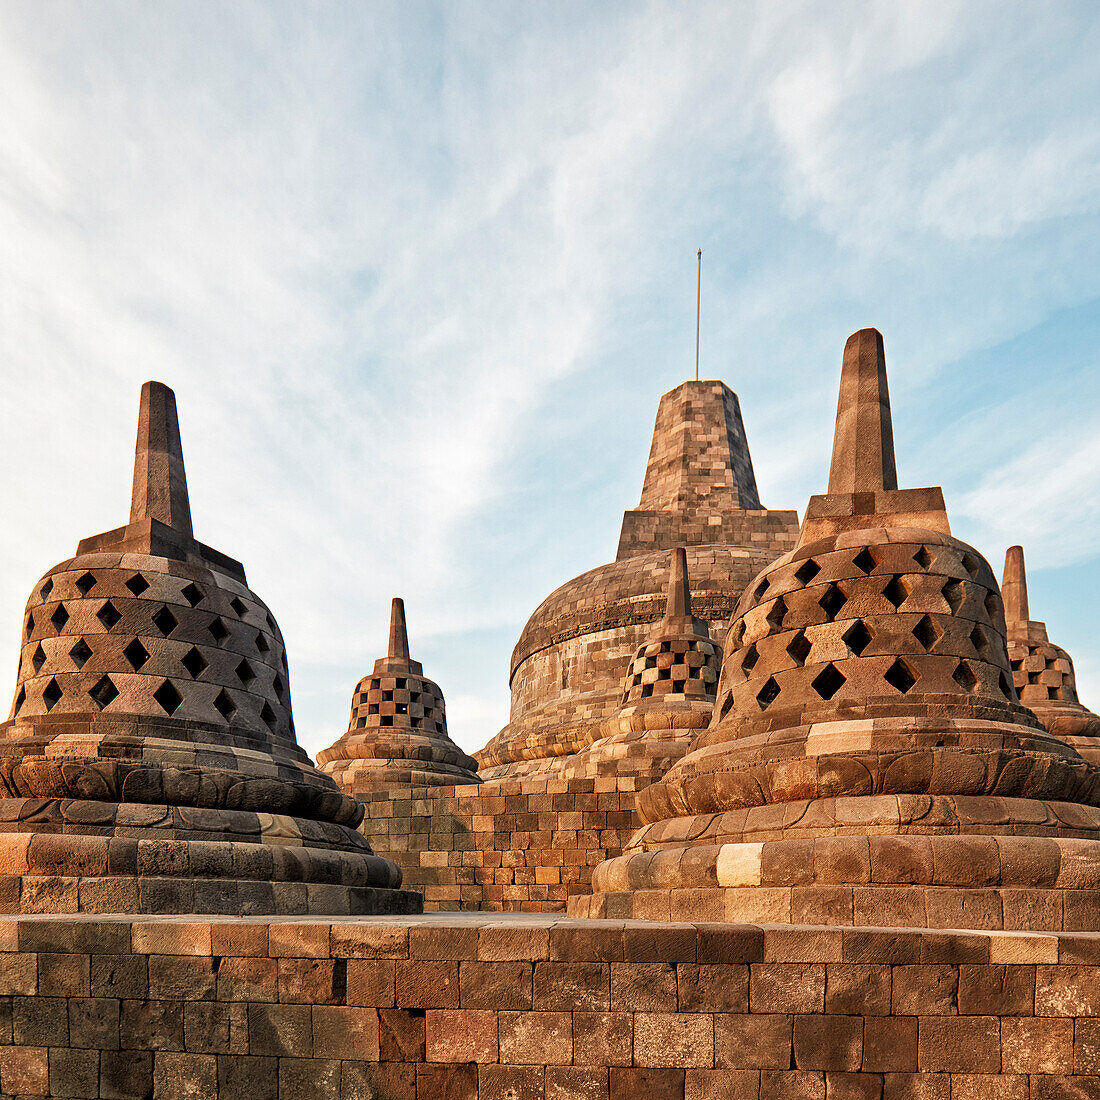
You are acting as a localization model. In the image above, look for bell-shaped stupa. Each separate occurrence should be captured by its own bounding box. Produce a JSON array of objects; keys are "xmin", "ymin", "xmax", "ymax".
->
[
  {"xmin": 318, "ymin": 598, "xmax": 479, "ymax": 793},
  {"xmin": 559, "ymin": 547, "xmax": 721, "ymax": 781},
  {"xmin": 575, "ymin": 329, "xmax": 1100, "ymax": 930},
  {"xmin": 0, "ymin": 382, "xmax": 419, "ymax": 916},
  {"xmin": 1003, "ymin": 545, "xmax": 1100, "ymax": 756}
]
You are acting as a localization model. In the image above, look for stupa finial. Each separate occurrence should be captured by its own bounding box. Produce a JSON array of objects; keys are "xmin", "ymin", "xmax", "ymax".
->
[
  {"xmin": 129, "ymin": 381, "xmax": 193, "ymax": 537},
  {"xmin": 664, "ymin": 547, "xmax": 692, "ymax": 624},
  {"xmin": 827, "ymin": 327, "xmax": 898, "ymax": 495},
  {"xmin": 389, "ymin": 597, "xmax": 411, "ymax": 662},
  {"xmin": 1003, "ymin": 545, "xmax": 1030, "ymax": 626}
]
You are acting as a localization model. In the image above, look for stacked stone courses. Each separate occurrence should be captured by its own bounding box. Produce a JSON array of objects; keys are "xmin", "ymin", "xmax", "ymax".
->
[
  {"xmin": 0, "ymin": 382, "xmax": 418, "ymax": 917},
  {"xmin": 578, "ymin": 328, "xmax": 1100, "ymax": 930},
  {"xmin": 6, "ymin": 914, "xmax": 1100, "ymax": 1097}
]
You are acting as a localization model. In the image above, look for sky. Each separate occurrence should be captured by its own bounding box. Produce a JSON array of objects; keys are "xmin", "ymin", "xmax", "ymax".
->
[{"xmin": 0, "ymin": 0, "xmax": 1098, "ymax": 758}]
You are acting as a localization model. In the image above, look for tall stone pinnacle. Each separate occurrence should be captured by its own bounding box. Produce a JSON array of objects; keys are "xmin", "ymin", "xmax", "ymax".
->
[
  {"xmin": 129, "ymin": 381, "xmax": 193, "ymax": 537},
  {"xmin": 663, "ymin": 547, "xmax": 692, "ymax": 625},
  {"xmin": 1003, "ymin": 545, "xmax": 1030, "ymax": 625},
  {"xmin": 389, "ymin": 597, "xmax": 411, "ymax": 663},
  {"xmin": 827, "ymin": 328, "xmax": 898, "ymax": 495}
]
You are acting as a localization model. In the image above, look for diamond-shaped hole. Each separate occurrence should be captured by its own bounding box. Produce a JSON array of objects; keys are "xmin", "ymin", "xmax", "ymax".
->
[
  {"xmin": 51, "ymin": 604, "xmax": 70, "ymax": 632},
  {"xmin": 984, "ymin": 591, "xmax": 1000, "ymax": 622},
  {"xmin": 272, "ymin": 674, "xmax": 285, "ymax": 699},
  {"xmin": 884, "ymin": 658, "xmax": 917, "ymax": 694},
  {"xmin": 842, "ymin": 620, "xmax": 872, "ymax": 657},
  {"xmin": 235, "ymin": 659, "xmax": 255, "ymax": 685},
  {"xmin": 913, "ymin": 546, "xmax": 932, "ymax": 570},
  {"xmin": 1000, "ymin": 671, "xmax": 1015, "ymax": 699},
  {"xmin": 42, "ymin": 678, "xmax": 62, "ymax": 711},
  {"xmin": 765, "ymin": 596, "xmax": 787, "ymax": 631},
  {"xmin": 153, "ymin": 679, "xmax": 183, "ymax": 716},
  {"xmin": 181, "ymin": 583, "xmax": 203, "ymax": 608},
  {"xmin": 25, "ymin": 613, "xmax": 34, "ymax": 639},
  {"xmin": 265, "ymin": 612, "xmax": 276, "ymax": 632},
  {"xmin": 853, "ymin": 548, "xmax": 878, "ymax": 575},
  {"xmin": 88, "ymin": 675, "xmax": 119, "ymax": 710},
  {"xmin": 741, "ymin": 644, "xmax": 759, "ymax": 674},
  {"xmin": 811, "ymin": 663, "xmax": 846, "ymax": 700},
  {"xmin": 152, "ymin": 606, "xmax": 177, "ymax": 637},
  {"xmin": 883, "ymin": 576, "xmax": 909, "ymax": 609},
  {"xmin": 969, "ymin": 625, "xmax": 989, "ymax": 659},
  {"xmin": 123, "ymin": 638, "xmax": 150, "ymax": 671},
  {"xmin": 819, "ymin": 584, "xmax": 847, "ymax": 622},
  {"xmin": 39, "ymin": 579, "xmax": 54, "ymax": 599},
  {"xmin": 96, "ymin": 600, "xmax": 121, "ymax": 630},
  {"xmin": 961, "ymin": 552, "xmax": 981, "ymax": 578},
  {"xmin": 255, "ymin": 632, "xmax": 270, "ymax": 655},
  {"xmin": 13, "ymin": 686, "xmax": 25, "ymax": 715},
  {"xmin": 180, "ymin": 647, "xmax": 207, "ymax": 679},
  {"xmin": 756, "ymin": 676, "xmax": 781, "ymax": 711},
  {"xmin": 229, "ymin": 596, "xmax": 247, "ymax": 618},
  {"xmin": 69, "ymin": 639, "xmax": 93, "ymax": 669},
  {"xmin": 125, "ymin": 573, "xmax": 150, "ymax": 597},
  {"xmin": 912, "ymin": 615, "xmax": 941, "ymax": 652},
  {"xmin": 942, "ymin": 578, "xmax": 965, "ymax": 613},
  {"xmin": 208, "ymin": 617, "xmax": 229, "ymax": 643},
  {"xmin": 260, "ymin": 702, "xmax": 277, "ymax": 730},
  {"xmin": 76, "ymin": 572, "xmax": 96, "ymax": 596},
  {"xmin": 212, "ymin": 689, "xmax": 236, "ymax": 720},
  {"xmin": 953, "ymin": 660, "xmax": 979, "ymax": 692},
  {"xmin": 794, "ymin": 559, "xmax": 821, "ymax": 585},
  {"xmin": 786, "ymin": 631, "xmax": 812, "ymax": 667},
  {"xmin": 31, "ymin": 644, "xmax": 47, "ymax": 674},
  {"xmin": 753, "ymin": 577, "xmax": 770, "ymax": 602}
]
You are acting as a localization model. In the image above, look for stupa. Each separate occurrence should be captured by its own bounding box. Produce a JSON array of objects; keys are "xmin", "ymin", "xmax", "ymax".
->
[
  {"xmin": 477, "ymin": 379, "xmax": 798, "ymax": 779},
  {"xmin": 318, "ymin": 597, "xmax": 479, "ymax": 792},
  {"xmin": 576, "ymin": 328, "xmax": 1100, "ymax": 930},
  {"xmin": 1003, "ymin": 544, "xmax": 1100, "ymax": 759},
  {"xmin": 559, "ymin": 547, "xmax": 721, "ymax": 782},
  {"xmin": 0, "ymin": 381, "xmax": 419, "ymax": 915}
]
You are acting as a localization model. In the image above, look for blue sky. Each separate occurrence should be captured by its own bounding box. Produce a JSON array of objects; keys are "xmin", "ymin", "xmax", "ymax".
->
[{"xmin": 0, "ymin": 1, "xmax": 1098, "ymax": 757}]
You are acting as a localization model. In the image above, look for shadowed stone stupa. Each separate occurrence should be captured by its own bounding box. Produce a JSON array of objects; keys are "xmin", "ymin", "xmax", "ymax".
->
[
  {"xmin": 0, "ymin": 382, "xmax": 419, "ymax": 915},
  {"xmin": 576, "ymin": 328, "xmax": 1100, "ymax": 930},
  {"xmin": 318, "ymin": 598, "xmax": 479, "ymax": 792},
  {"xmin": 1003, "ymin": 544, "xmax": 1100, "ymax": 757}
]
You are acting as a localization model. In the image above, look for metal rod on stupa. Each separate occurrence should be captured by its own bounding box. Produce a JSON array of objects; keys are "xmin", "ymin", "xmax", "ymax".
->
[
  {"xmin": 1003, "ymin": 544, "xmax": 1030, "ymax": 625},
  {"xmin": 695, "ymin": 249, "xmax": 702, "ymax": 382},
  {"xmin": 827, "ymin": 327, "xmax": 898, "ymax": 495},
  {"xmin": 129, "ymin": 380, "xmax": 193, "ymax": 537}
]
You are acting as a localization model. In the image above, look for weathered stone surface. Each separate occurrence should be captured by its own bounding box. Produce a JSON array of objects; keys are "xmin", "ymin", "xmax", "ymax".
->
[
  {"xmin": 0, "ymin": 382, "xmax": 419, "ymax": 916},
  {"xmin": 318, "ymin": 598, "xmax": 479, "ymax": 794},
  {"xmin": 577, "ymin": 329, "xmax": 1100, "ymax": 928}
]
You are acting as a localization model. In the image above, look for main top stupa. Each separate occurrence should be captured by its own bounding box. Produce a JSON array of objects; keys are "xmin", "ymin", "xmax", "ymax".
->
[
  {"xmin": 477, "ymin": 379, "xmax": 799, "ymax": 778},
  {"xmin": 0, "ymin": 381, "xmax": 419, "ymax": 916}
]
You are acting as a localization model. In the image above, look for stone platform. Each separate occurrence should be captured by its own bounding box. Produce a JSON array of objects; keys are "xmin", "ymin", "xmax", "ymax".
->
[{"xmin": 3, "ymin": 912, "xmax": 1100, "ymax": 1097}]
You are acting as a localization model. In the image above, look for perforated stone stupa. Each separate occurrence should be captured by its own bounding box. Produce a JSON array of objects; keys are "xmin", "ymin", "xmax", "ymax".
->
[
  {"xmin": 559, "ymin": 547, "xmax": 721, "ymax": 782},
  {"xmin": 0, "ymin": 382, "xmax": 419, "ymax": 915},
  {"xmin": 1003, "ymin": 544, "xmax": 1100, "ymax": 758},
  {"xmin": 318, "ymin": 597, "xmax": 479, "ymax": 792},
  {"xmin": 576, "ymin": 328, "xmax": 1100, "ymax": 930},
  {"xmin": 477, "ymin": 379, "xmax": 798, "ymax": 780}
]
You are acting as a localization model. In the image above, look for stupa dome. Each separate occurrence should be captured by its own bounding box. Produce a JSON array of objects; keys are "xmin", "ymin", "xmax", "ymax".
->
[
  {"xmin": 559, "ymin": 547, "xmax": 721, "ymax": 781},
  {"xmin": 1003, "ymin": 544, "xmax": 1100, "ymax": 752},
  {"xmin": 0, "ymin": 381, "xmax": 419, "ymax": 916},
  {"xmin": 318, "ymin": 598, "xmax": 479, "ymax": 791},
  {"xmin": 477, "ymin": 380, "xmax": 798, "ymax": 779},
  {"xmin": 578, "ymin": 328, "xmax": 1100, "ymax": 930}
]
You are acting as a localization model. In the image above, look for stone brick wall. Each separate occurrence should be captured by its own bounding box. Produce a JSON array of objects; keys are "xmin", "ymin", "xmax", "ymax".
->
[
  {"xmin": 358, "ymin": 776, "xmax": 640, "ymax": 911},
  {"xmin": 4, "ymin": 913, "xmax": 1100, "ymax": 1098}
]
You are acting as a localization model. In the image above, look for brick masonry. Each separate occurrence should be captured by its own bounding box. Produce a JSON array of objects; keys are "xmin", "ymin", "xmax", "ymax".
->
[
  {"xmin": 358, "ymin": 776, "xmax": 640, "ymax": 912},
  {"xmin": 4, "ymin": 913, "xmax": 1100, "ymax": 1098}
]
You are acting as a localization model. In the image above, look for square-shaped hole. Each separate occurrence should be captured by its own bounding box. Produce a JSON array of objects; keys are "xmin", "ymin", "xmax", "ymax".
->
[
  {"xmin": 123, "ymin": 639, "xmax": 150, "ymax": 671},
  {"xmin": 126, "ymin": 573, "xmax": 150, "ymax": 597},
  {"xmin": 153, "ymin": 606, "xmax": 178, "ymax": 637},
  {"xmin": 811, "ymin": 664, "xmax": 846, "ymax": 700},
  {"xmin": 181, "ymin": 647, "xmax": 207, "ymax": 679},
  {"xmin": 69, "ymin": 639, "xmax": 93, "ymax": 669},
  {"xmin": 181, "ymin": 583, "xmax": 203, "ymax": 608},
  {"xmin": 75, "ymin": 572, "xmax": 96, "ymax": 596}
]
